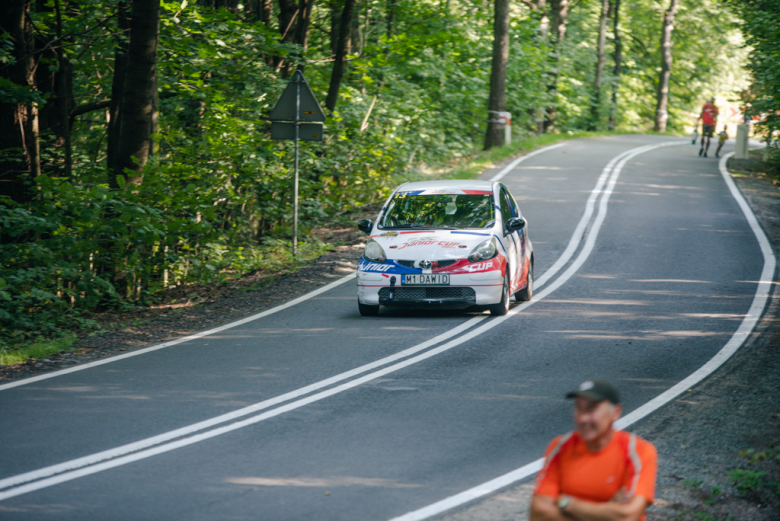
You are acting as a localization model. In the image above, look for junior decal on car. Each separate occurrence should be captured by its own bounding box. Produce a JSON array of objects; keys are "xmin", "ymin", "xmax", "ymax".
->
[
  {"xmin": 359, "ymin": 262, "xmax": 394, "ymax": 272},
  {"xmin": 396, "ymin": 238, "xmax": 461, "ymax": 250},
  {"xmin": 355, "ymin": 180, "xmax": 533, "ymax": 317}
]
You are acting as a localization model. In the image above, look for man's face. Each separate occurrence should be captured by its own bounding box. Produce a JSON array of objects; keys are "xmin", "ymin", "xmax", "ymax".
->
[{"xmin": 573, "ymin": 396, "xmax": 621, "ymax": 446}]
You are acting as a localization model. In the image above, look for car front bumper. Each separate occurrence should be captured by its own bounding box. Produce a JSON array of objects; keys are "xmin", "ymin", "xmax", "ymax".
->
[{"xmin": 357, "ymin": 271, "xmax": 504, "ymax": 309}]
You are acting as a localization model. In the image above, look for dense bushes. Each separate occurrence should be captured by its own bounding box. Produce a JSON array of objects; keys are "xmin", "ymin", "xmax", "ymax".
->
[{"xmin": 0, "ymin": 0, "xmax": 752, "ymax": 350}]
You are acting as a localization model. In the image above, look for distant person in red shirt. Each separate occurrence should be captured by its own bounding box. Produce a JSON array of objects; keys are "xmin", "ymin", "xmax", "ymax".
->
[
  {"xmin": 530, "ymin": 379, "xmax": 658, "ymax": 521},
  {"xmin": 698, "ymin": 99, "xmax": 719, "ymax": 157}
]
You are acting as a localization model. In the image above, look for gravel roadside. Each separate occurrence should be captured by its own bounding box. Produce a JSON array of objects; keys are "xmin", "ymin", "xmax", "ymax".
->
[{"xmin": 2, "ymin": 153, "xmax": 777, "ymax": 521}]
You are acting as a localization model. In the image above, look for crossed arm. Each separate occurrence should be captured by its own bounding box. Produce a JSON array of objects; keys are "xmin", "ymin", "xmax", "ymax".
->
[{"xmin": 529, "ymin": 490, "xmax": 649, "ymax": 521}]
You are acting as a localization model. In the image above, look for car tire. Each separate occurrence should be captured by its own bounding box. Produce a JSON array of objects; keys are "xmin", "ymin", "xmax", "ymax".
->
[
  {"xmin": 515, "ymin": 263, "xmax": 533, "ymax": 302},
  {"xmin": 488, "ymin": 271, "xmax": 510, "ymax": 316},
  {"xmin": 358, "ymin": 301, "xmax": 380, "ymax": 316}
]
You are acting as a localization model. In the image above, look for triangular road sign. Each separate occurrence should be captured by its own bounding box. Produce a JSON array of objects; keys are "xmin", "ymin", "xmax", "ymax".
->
[{"xmin": 269, "ymin": 70, "xmax": 326, "ymax": 122}]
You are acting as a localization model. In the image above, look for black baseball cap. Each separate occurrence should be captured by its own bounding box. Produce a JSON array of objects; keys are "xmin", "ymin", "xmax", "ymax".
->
[{"xmin": 566, "ymin": 379, "xmax": 621, "ymax": 404}]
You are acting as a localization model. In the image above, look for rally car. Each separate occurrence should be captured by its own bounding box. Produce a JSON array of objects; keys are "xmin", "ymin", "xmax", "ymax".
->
[{"xmin": 356, "ymin": 180, "xmax": 533, "ymax": 316}]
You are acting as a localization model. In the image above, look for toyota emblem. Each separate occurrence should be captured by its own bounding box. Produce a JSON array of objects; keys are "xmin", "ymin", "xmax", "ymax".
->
[{"xmin": 419, "ymin": 260, "xmax": 432, "ymax": 269}]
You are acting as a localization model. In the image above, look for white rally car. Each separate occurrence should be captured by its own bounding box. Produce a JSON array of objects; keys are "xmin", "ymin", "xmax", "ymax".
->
[{"xmin": 356, "ymin": 180, "xmax": 533, "ymax": 316}]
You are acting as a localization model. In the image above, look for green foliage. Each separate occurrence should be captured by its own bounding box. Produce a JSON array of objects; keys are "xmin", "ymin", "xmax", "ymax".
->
[
  {"xmin": 728, "ymin": 469, "xmax": 770, "ymax": 495},
  {"xmin": 0, "ymin": 334, "xmax": 76, "ymax": 367},
  {"xmin": 0, "ymin": 0, "xmax": 752, "ymax": 357},
  {"xmin": 727, "ymin": 0, "xmax": 780, "ymax": 144}
]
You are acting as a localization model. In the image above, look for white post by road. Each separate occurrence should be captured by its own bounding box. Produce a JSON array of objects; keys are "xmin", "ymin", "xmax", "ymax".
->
[
  {"xmin": 498, "ymin": 111, "xmax": 512, "ymax": 145},
  {"xmin": 735, "ymin": 123, "xmax": 749, "ymax": 159}
]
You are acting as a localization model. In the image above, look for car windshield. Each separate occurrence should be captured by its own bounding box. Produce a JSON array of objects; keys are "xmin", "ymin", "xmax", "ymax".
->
[{"xmin": 379, "ymin": 193, "xmax": 495, "ymax": 229}]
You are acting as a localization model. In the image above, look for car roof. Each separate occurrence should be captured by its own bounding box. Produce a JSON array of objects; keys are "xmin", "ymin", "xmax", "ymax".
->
[{"xmin": 396, "ymin": 180, "xmax": 496, "ymax": 191}]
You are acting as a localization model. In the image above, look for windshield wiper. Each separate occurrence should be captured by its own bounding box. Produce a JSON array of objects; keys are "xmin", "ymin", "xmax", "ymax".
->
[{"xmin": 482, "ymin": 219, "xmax": 496, "ymax": 228}]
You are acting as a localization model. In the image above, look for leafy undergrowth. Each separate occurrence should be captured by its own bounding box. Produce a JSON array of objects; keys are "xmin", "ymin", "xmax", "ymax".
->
[
  {"xmin": 0, "ymin": 130, "xmax": 677, "ymax": 367},
  {"xmin": 0, "ymin": 334, "xmax": 77, "ymax": 367}
]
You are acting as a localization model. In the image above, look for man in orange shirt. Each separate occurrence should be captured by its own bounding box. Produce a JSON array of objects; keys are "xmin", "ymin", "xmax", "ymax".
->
[
  {"xmin": 529, "ymin": 379, "xmax": 657, "ymax": 521},
  {"xmin": 698, "ymin": 99, "xmax": 719, "ymax": 158}
]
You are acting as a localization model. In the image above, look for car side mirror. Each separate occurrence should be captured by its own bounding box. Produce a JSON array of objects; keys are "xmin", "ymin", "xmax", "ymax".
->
[
  {"xmin": 358, "ymin": 219, "xmax": 373, "ymax": 235},
  {"xmin": 506, "ymin": 217, "xmax": 526, "ymax": 232}
]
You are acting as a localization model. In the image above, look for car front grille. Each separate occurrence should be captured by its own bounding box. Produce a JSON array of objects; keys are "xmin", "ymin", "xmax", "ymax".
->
[
  {"xmin": 379, "ymin": 287, "xmax": 476, "ymax": 300},
  {"xmin": 396, "ymin": 259, "xmax": 458, "ymax": 269}
]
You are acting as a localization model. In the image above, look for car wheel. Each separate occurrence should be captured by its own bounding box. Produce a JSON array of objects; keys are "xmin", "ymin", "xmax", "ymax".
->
[
  {"xmin": 515, "ymin": 263, "xmax": 533, "ymax": 302},
  {"xmin": 358, "ymin": 301, "xmax": 379, "ymax": 316},
  {"xmin": 488, "ymin": 271, "xmax": 510, "ymax": 316}
]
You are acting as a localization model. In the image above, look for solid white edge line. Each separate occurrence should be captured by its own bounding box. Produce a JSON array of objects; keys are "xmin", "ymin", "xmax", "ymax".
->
[
  {"xmin": 0, "ymin": 314, "xmax": 488, "ymax": 492},
  {"xmin": 0, "ymin": 141, "xmax": 574, "ymax": 394},
  {"xmin": 384, "ymin": 140, "xmax": 779, "ymax": 521},
  {"xmin": 0, "ymin": 273, "xmax": 359, "ymax": 392},
  {"xmin": 0, "ymin": 141, "xmax": 640, "ymax": 499},
  {"xmin": 0, "ymin": 141, "xmax": 672, "ymax": 501},
  {"xmin": 489, "ymin": 143, "xmax": 566, "ymax": 182},
  {"xmin": 387, "ymin": 146, "xmax": 776, "ymax": 521}
]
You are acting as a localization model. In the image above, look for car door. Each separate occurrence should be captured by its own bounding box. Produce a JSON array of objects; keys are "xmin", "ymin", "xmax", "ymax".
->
[{"xmin": 498, "ymin": 186, "xmax": 521, "ymax": 292}]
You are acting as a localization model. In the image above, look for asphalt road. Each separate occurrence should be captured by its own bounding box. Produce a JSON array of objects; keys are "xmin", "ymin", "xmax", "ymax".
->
[{"xmin": 0, "ymin": 135, "xmax": 766, "ymax": 520}]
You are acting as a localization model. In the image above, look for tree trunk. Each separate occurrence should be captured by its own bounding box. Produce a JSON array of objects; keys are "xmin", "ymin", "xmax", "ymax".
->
[
  {"xmin": 0, "ymin": 0, "xmax": 40, "ymax": 203},
  {"xmin": 608, "ymin": 0, "xmax": 621, "ymax": 130},
  {"xmin": 589, "ymin": 0, "xmax": 609, "ymax": 130},
  {"xmin": 654, "ymin": 0, "xmax": 678, "ymax": 132},
  {"xmin": 386, "ymin": 0, "xmax": 393, "ymax": 39},
  {"xmin": 351, "ymin": 0, "xmax": 362, "ymax": 56},
  {"xmin": 113, "ymin": 0, "xmax": 160, "ymax": 186},
  {"xmin": 107, "ymin": 1, "xmax": 130, "ymax": 187},
  {"xmin": 543, "ymin": 0, "xmax": 568, "ymax": 133},
  {"xmin": 484, "ymin": 0, "xmax": 510, "ymax": 150},
  {"xmin": 293, "ymin": 0, "xmax": 316, "ymax": 60},
  {"xmin": 325, "ymin": 0, "xmax": 355, "ymax": 112},
  {"xmin": 275, "ymin": 0, "xmax": 298, "ymax": 74}
]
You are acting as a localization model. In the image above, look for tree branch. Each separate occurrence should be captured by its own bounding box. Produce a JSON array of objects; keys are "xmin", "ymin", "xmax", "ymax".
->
[{"xmin": 69, "ymin": 99, "xmax": 111, "ymax": 128}]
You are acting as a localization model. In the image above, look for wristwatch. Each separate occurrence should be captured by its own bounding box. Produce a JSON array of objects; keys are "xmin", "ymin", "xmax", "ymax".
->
[{"xmin": 558, "ymin": 495, "xmax": 572, "ymax": 512}]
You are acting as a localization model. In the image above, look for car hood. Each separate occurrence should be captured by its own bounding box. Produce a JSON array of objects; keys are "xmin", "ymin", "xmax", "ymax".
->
[{"xmin": 372, "ymin": 230, "xmax": 494, "ymax": 260}]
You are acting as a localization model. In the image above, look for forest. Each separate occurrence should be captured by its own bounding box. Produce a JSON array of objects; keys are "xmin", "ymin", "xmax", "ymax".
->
[{"xmin": 0, "ymin": 0, "xmax": 778, "ymax": 354}]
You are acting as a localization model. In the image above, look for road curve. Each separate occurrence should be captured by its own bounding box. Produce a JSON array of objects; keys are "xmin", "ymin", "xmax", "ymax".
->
[{"xmin": 0, "ymin": 135, "xmax": 770, "ymax": 520}]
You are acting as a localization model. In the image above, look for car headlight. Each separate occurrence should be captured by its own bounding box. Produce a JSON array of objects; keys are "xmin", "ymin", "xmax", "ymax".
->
[
  {"xmin": 468, "ymin": 238, "xmax": 497, "ymax": 262},
  {"xmin": 363, "ymin": 239, "xmax": 387, "ymax": 263}
]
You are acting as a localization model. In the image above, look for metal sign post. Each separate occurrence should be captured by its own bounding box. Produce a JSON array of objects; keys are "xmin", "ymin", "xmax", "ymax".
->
[{"xmin": 269, "ymin": 71, "xmax": 326, "ymax": 255}]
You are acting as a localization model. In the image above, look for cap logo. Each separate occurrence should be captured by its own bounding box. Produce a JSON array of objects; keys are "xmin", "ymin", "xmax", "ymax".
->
[
  {"xmin": 419, "ymin": 260, "xmax": 432, "ymax": 269},
  {"xmin": 580, "ymin": 381, "xmax": 594, "ymax": 391}
]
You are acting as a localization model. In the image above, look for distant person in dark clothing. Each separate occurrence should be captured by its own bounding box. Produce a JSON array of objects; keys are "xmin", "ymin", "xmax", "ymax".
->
[{"xmin": 698, "ymin": 99, "xmax": 719, "ymax": 157}]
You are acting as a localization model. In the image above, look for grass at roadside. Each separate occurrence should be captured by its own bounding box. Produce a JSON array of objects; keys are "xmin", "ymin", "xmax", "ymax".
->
[
  {"xmin": 0, "ymin": 239, "xmax": 333, "ymax": 368},
  {"xmin": 0, "ymin": 334, "xmax": 77, "ymax": 366},
  {"xmin": 0, "ymin": 130, "xmax": 684, "ymax": 368}
]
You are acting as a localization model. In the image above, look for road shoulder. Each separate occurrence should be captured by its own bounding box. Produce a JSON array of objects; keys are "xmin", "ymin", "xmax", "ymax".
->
[{"xmin": 433, "ymin": 162, "xmax": 780, "ymax": 521}]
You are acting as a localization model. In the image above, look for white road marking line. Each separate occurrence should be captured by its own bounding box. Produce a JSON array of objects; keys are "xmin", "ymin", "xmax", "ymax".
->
[
  {"xmin": 0, "ymin": 273, "xmax": 359, "ymax": 392},
  {"xmin": 0, "ymin": 142, "xmax": 566, "ymax": 394},
  {"xmin": 0, "ymin": 315, "xmax": 487, "ymax": 493},
  {"xmin": 388, "ymin": 145, "xmax": 777, "ymax": 521},
  {"xmin": 489, "ymin": 143, "xmax": 566, "ymax": 182},
  {"xmin": 0, "ymin": 141, "xmax": 649, "ymax": 501}
]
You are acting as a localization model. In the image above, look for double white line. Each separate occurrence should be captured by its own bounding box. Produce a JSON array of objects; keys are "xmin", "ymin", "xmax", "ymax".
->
[
  {"xmin": 0, "ymin": 141, "xmax": 686, "ymax": 503},
  {"xmin": 390, "ymin": 147, "xmax": 776, "ymax": 521}
]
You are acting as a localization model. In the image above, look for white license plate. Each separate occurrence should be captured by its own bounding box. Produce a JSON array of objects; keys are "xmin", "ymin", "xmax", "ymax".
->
[{"xmin": 402, "ymin": 274, "xmax": 450, "ymax": 285}]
